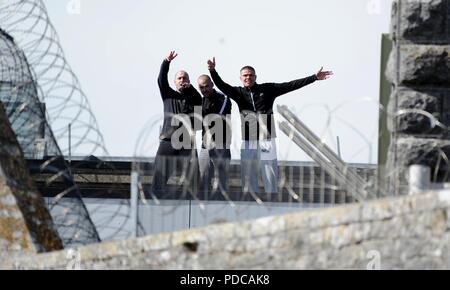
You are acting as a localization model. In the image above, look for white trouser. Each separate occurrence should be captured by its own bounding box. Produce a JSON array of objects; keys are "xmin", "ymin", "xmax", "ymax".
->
[{"xmin": 240, "ymin": 139, "xmax": 278, "ymax": 194}]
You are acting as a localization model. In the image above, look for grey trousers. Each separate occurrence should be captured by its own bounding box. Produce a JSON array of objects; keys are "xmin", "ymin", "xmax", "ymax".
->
[
  {"xmin": 240, "ymin": 139, "xmax": 278, "ymax": 194},
  {"xmin": 199, "ymin": 147, "xmax": 231, "ymax": 195}
]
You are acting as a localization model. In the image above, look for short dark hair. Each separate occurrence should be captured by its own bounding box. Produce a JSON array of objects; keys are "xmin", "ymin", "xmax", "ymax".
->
[{"xmin": 240, "ymin": 66, "xmax": 256, "ymax": 74}]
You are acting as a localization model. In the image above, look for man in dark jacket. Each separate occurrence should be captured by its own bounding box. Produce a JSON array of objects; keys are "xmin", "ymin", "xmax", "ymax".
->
[
  {"xmin": 197, "ymin": 75, "xmax": 232, "ymax": 195},
  {"xmin": 207, "ymin": 57, "xmax": 332, "ymax": 194},
  {"xmin": 152, "ymin": 51, "xmax": 202, "ymax": 195}
]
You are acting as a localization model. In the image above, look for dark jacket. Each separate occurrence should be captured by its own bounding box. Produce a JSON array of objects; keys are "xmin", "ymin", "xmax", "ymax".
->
[
  {"xmin": 202, "ymin": 90, "xmax": 232, "ymax": 148},
  {"xmin": 210, "ymin": 69, "xmax": 317, "ymax": 140},
  {"xmin": 158, "ymin": 59, "xmax": 202, "ymax": 141}
]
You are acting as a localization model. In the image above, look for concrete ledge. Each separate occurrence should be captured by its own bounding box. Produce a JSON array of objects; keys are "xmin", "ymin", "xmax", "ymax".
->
[{"xmin": 2, "ymin": 191, "xmax": 450, "ymax": 269}]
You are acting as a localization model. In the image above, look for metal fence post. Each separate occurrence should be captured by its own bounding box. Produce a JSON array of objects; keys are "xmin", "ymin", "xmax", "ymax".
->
[{"xmin": 130, "ymin": 170, "xmax": 139, "ymax": 237}]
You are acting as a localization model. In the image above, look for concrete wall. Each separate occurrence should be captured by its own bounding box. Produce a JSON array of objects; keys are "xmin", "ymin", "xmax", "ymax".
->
[
  {"xmin": 387, "ymin": 0, "xmax": 450, "ymax": 194},
  {"xmin": 2, "ymin": 190, "xmax": 450, "ymax": 270}
]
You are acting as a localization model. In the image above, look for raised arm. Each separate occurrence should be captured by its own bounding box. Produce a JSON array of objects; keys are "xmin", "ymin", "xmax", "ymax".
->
[
  {"xmin": 207, "ymin": 57, "xmax": 238, "ymax": 98},
  {"xmin": 158, "ymin": 51, "xmax": 178, "ymax": 98},
  {"xmin": 270, "ymin": 67, "xmax": 333, "ymax": 97}
]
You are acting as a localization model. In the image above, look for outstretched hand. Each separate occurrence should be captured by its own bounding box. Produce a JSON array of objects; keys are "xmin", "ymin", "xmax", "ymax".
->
[
  {"xmin": 166, "ymin": 51, "xmax": 178, "ymax": 62},
  {"xmin": 316, "ymin": 67, "xmax": 333, "ymax": 80},
  {"xmin": 207, "ymin": 57, "xmax": 216, "ymax": 71}
]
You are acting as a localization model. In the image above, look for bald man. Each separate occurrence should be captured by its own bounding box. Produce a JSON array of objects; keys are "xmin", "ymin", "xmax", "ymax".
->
[
  {"xmin": 152, "ymin": 51, "xmax": 202, "ymax": 195},
  {"xmin": 197, "ymin": 75, "xmax": 232, "ymax": 195}
]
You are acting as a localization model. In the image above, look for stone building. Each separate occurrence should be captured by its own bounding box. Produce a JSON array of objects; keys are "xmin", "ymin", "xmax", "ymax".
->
[{"xmin": 387, "ymin": 0, "xmax": 450, "ymax": 195}]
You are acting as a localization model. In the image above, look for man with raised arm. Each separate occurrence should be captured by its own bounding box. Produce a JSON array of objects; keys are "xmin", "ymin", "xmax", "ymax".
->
[
  {"xmin": 207, "ymin": 57, "xmax": 332, "ymax": 194},
  {"xmin": 152, "ymin": 51, "xmax": 202, "ymax": 195}
]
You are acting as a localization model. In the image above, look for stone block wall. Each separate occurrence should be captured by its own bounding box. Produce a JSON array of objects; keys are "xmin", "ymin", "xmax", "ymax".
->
[
  {"xmin": 387, "ymin": 0, "xmax": 450, "ymax": 193},
  {"xmin": 2, "ymin": 190, "xmax": 450, "ymax": 270}
]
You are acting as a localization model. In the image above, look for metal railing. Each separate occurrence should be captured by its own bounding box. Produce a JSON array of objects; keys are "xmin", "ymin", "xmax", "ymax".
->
[{"xmin": 277, "ymin": 105, "xmax": 376, "ymax": 202}]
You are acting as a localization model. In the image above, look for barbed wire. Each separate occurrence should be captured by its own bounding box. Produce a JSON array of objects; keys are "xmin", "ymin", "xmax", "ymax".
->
[
  {"xmin": 130, "ymin": 90, "xmax": 450, "ymax": 236},
  {"xmin": 0, "ymin": 1, "xmax": 133, "ymax": 245},
  {"xmin": 0, "ymin": 0, "xmax": 106, "ymax": 156},
  {"xmin": 0, "ymin": 27, "xmax": 101, "ymax": 246},
  {"xmin": 2, "ymin": 0, "xmax": 448, "ymax": 243}
]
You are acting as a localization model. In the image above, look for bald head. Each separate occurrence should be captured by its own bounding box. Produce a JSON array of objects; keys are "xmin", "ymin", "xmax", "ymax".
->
[
  {"xmin": 197, "ymin": 74, "xmax": 211, "ymax": 83},
  {"xmin": 197, "ymin": 75, "xmax": 214, "ymax": 97},
  {"xmin": 174, "ymin": 70, "xmax": 190, "ymax": 91}
]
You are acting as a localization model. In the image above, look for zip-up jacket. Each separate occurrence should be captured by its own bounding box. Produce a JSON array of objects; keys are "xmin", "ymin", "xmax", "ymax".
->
[
  {"xmin": 158, "ymin": 59, "xmax": 202, "ymax": 142},
  {"xmin": 202, "ymin": 90, "xmax": 232, "ymax": 148},
  {"xmin": 209, "ymin": 69, "xmax": 317, "ymax": 140}
]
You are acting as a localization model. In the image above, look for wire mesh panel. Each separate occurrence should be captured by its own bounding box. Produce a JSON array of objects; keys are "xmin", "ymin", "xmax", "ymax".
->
[{"xmin": 132, "ymin": 158, "xmax": 378, "ymax": 236}]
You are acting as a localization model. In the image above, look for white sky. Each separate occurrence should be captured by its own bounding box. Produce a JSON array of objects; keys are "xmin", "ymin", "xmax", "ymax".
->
[{"xmin": 43, "ymin": 0, "xmax": 394, "ymax": 163}]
